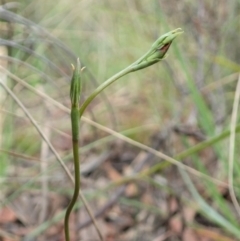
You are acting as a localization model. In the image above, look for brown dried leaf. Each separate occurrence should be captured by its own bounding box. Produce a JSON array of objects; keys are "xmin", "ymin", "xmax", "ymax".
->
[{"xmin": 0, "ymin": 206, "xmax": 16, "ymax": 224}]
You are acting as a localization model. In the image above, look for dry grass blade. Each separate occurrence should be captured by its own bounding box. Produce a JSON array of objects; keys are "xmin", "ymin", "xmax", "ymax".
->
[
  {"xmin": 228, "ymin": 74, "xmax": 240, "ymax": 217},
  {"xmin": 0, "ymin": 67, "xmax": 230, "ymax": 188}
]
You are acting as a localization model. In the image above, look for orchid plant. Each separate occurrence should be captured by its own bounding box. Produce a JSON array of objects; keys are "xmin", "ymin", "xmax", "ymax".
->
[{"xmin": 64, "ymin": 28, "xmax": 183, "ymax": 241}]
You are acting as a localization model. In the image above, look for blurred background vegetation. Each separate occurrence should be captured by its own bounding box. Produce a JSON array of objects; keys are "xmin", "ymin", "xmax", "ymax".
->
[{"xmin": 1, "ymin": 0, "xmax": 240, "ymax": 241}]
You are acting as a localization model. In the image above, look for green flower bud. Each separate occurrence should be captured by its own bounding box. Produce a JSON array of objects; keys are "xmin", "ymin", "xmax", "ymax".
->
[{"xmin": 70, "ymin": 58, "xmax": 81, "ymax": 107}]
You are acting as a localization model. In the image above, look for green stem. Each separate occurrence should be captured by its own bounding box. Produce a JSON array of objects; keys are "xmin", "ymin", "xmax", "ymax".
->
[
  {"xmin": 79, "ymin": 65, "xmax": 133, "ymax": 117},
  {"xmin": 78, "ymin": 56, "xmax": 150, "ymax": 117},
  {"xmin": 64, "ymin": 108, "xmax": 80, "ymax": 241},
  {"xmin": 78, "ymin": 47, "xmax": 157, "ymax": 118},
  {"xmin": 78, "ymin": 47, "xmax": 158, "ymax": 118},
  {"xmin": 79, "ymin": 28, "xmax": 183, "ymax": 117}
]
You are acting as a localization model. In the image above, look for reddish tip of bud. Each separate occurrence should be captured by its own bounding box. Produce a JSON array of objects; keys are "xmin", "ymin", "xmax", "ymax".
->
[{"xmin": 160, "ymin": 42, "xmax": 172, "ymax": 53}]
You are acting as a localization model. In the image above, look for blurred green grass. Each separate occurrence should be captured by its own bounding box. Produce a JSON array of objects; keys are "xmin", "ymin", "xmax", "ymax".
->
[{"xmin": 1, "ymin": 0, "xmax": 240, "ymax": 240}]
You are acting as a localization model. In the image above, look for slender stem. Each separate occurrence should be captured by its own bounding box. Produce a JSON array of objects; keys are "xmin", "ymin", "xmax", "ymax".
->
[
  {"xmin": 79, "ymin": 65, "xmax": 133, "ymax": 117},
  {"xmin": 79, "ymin": 28, "xmax": 183, "ymax": 117},
  {"xmin": 78, "ymin": 48, "xmax": 156, "ymax": 117},
  {"xmin": 64, "ymin": 108, "xmax": 80, "ymax": 241},
  {"xmin": 78, "ymin": 49, "xmax": 155, "ymax": 117}
]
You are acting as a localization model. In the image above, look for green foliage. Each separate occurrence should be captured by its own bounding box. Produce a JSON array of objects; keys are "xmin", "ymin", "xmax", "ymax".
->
[{"xmin": 1, "ymin": 0, "xmax": 240, "ymax": 240}]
